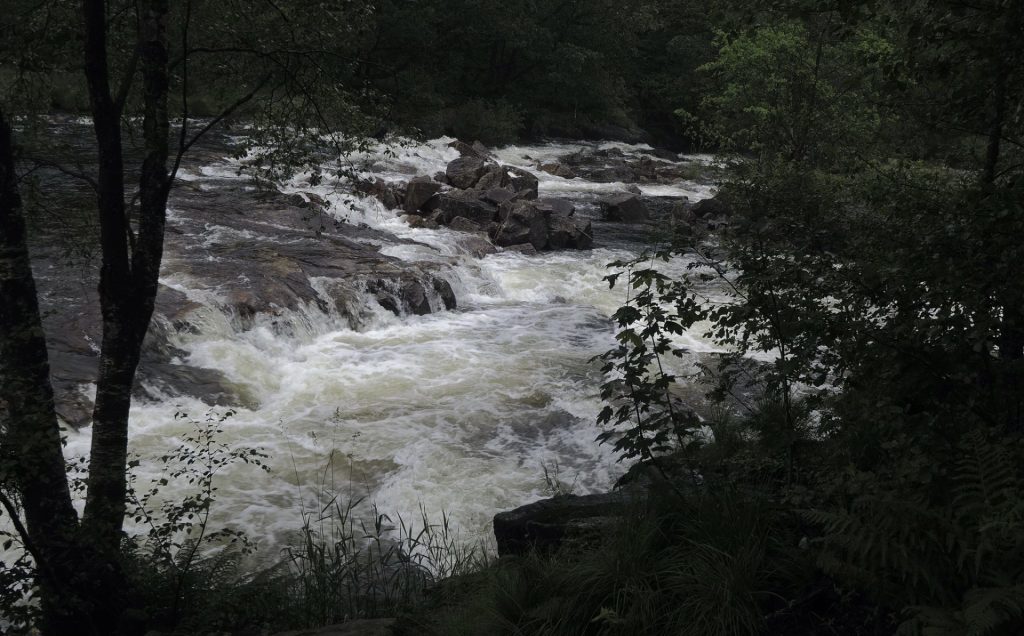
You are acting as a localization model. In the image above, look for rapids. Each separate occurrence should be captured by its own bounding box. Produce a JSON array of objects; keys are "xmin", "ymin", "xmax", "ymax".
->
[{"xmin": 55, "ymin": 137, "xmax": 719, "ymax": 555}]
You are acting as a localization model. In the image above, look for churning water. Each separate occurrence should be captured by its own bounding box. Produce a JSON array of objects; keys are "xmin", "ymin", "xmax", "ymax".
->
[{"xmin": 58, "ymin": 137, "xmax": 718, "ymax": 555}]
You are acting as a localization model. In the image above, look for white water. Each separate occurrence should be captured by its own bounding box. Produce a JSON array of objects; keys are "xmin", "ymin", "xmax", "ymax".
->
[{"xmin": 60, "ymin": 138, "xmax": 719, "ymax": 557}]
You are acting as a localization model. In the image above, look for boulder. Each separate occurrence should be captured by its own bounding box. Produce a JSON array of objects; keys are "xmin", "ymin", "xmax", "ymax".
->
[
  {"xmin": 403, "ymin": 214, "xmax": 439, "ymax": 230},
  {"xmin": 590, "ymin": 166, "xmax": 635, "ymax": 183},
  {"xmin": 506, "ymin": 167, "xmax": 539, "ymax": 199},
  {"xmin": 355, "ymin": 179, "xmax": 402, "ymax": 210},
  {"xmin": 601, "ymin": 192, "xmax": 649, "ymax": 223},
  {"xmin": 548, "ymin": 216, "xmax": 593, "ymax": 250},
  {"xmin": 433, "ymin": 278, "xmax": 457, "ymax": 311},
  {"xmin": 640, "ymin": 148, "xmax": 680, "ymax": 161},
  {"xmin": 445, "ymin": 156, "xmax": 487, "ymax": 189},
  {"xmin": 452, "ymin": 234, "xmax": 498, "ymax": 258},
  {"xmin": 432, "ymin": 191, "xmax": 498, "ymax": 226},
  {"xmin": 448, "ymin": 216, "xmax": 483, "ymax": 233},
  {"xmin": 496, "ymin": 200, "xmax": 550, "ymax": 250},
  {"xmin": 481, "ymin": 187, "xmax": 517, "ymax": 206},
  {"xmin": 403, "ymin": 176, "xmax": 441, "ymax": 214},
  {"xmin": 503, "ymin": 243, "xmax": 539, "ymax": 256},
  {"xmin": 448, "ymin": 139, "xmax": 490, "ymax": 159},
  {"xmin": 539, "ymin": 162, "xmax": 576, "ymax": 179},
  {"xmin": 691, "ymin": 194, "xmax": 731, "ymax": 219},
  {"xmin": 472, "ymin": 140, "xmax": 492, "ymax": 157},
  {"xmin": 536, "ymin": 197, "xmax": 575, "ymax": 217},
  {"xmin": 475, "ymin": 162, "xmax": 508, "ymax": 190},
  {"xmin": 493, "ymin": 492, "xmax": 636, "ymax": 556}
]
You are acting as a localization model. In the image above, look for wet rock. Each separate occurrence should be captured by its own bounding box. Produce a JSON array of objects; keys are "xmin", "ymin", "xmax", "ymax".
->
[
  {"xmin": 401, "ymin": 280, "xmax": 433, "ymax": 316},
  {"xmin": 506, "ymin": 167, "xmax": 539, "ymax": 199},
  {"xmin": 432, "ymin": 170, "xmax": 448, "ymax": 185},
  {"xmin": 355, "ymin": 178, "xmax": 403, "ymax": 210},
  {"xmin": 548, "ymin": 216, "xmax": 593, "ymax": 250},
  {"xmin": 452, "ymin": 233, "xmax": 497, "ymax": 258},
  {"xmin": 403, "ymin": 176, "xmax": 441, "ymax": 214},
  {"xmin": 404, "ymin": 214, "xmax": 439, "ymax": 229},
  {"xmin": 448, "ymin": 139, "xmax": 490, "ymax": 160},
  {"xmin": 601, "ymin": 192, "xmax": 649, "ymax": 223},
  {"xmin": 433, "ymin": 277, "xmax": 457, "ymax": 310},
  {"xmin": 503, "ymin": 243, "xmax": 539, "ymax": 256},
  {"xmin": 472, "ymin": 140, "xmax": 492, "ymax": 157},
  {"xmin": 591, "ymin": 166, "xmax": 635, "ymax": 183},
  {"xmin": 493, "ymin": 491, "xmax": 637, "ymax": 556},
  {"xmin": 536, "ymin": 197, "xmax": 575, "ymax": 217},
  {"xmin": 496, "ymin": 200, "xmax": 550, "ymax": 250},
  {"xmin": 539, "ymin": 162, "xmax": 575, "ymax": 179},
  {"xmin": 433, "ymin": 190, "xmax": 498, "ymax": 226},
  {"xmin": 475, "ymin": 163, "xmax": 508, "ymax": 190},
  {"xmin": 481, "ymin": 187, "xmax": 517, "ymax": 206},
  {"xmin": 691, "ymin": 194, "xmax": 731, "ymax": 219},
  {"xmin": 445, "ymin": 156, "xmax": 487, "ymax": 189},
  {"xmin": 641, "ymin": 147, "xmax": 680, "ymax": 161},
  {"xmin": 448, "ymin": 216, "xmax": 483, "ymax": 233}
]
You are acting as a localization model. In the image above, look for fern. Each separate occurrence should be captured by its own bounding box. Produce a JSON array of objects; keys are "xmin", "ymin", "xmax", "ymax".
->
[{"xmin": 808, "ymin": 432, "xmax": 1024, "ymax": 636}]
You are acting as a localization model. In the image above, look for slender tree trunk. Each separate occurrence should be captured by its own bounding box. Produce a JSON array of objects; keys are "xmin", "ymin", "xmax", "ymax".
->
[
  {"xmin": 0, "ymin": 112, "xmax": 87, "ymax": 634},
  {"xmin": 77, "ymin": 0, "xmax": 171, "ymax": 632}
]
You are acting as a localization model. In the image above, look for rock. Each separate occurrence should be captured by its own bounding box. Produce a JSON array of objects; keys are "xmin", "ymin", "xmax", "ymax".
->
[
  {"xmin": 355, "ymin": 178, "xmax": 402, "ymax": 210},
  {"xmin": 601, "ymin": 192, "xmax": 649, "ymax": 223},
  {"xmin": 403, "ymin": 176, "xmax": 441, "ymax": 214},
  {"xmin": 404, "ymin": 214, "xmax": 439, "ymax": 229},
  {"xmin": 496, "ymin": 200, "xmax": 550, "ymax": 250},
  {"xmin": 305, "ymin": 191, "xmax": 328, "ymax": 210},
  {"xmin": 472, "ymin": 140, "xmax": 492, "ymax": 157},
  {"xmin": 536, "ymin": 197, "xmax": 575, "ymax": 217},
  {"xmin": 448, "ymin": 139, "xmax": 488, "ymax": 159},
  {"xmin": 539, "ymin": 162, "xmax": 575, "ymax": 179},
  {"xmin": 481, "ymin": 187, "xmax": 517, "ymax": 206},
  {"xmin": 433, "ymin": 277, "xmax": 457, "ymax": 310},
  {"xmin": 691, "ymin": 194, "xmax": 731, "ymax": 219},
  {"xmin": 548, "ymin": 216, "xmax": 593, "ymax": 250},
  {"xmin": 503, "ymin": 243, "xmax": 539, "ymax": 256},
  {"xmin": 433, "ymin": 190, "xmax": 498, "ymax": 226},
  {"xmin": 284, "ymin": 193, "xmax": 311, "ymax": 209},
  {"xmin": 448, "ymin": 216, "xmax": 483, "ymax": 233},
  {"xmin": 591, "ymin": 166, "xmax": 634, "ymax": 183},
  {"xmin": 493, "ymin": 492, "xmax": 636, "ymax": 556},
  {"xmin": 271, "ymin": 618, "xmax": 396, "ymax": 636},
  {"xmin": 433, "ymin": 170, "xmax": 448, "ymax": 185},
  {"xmin": 506, "ymin": 167, "xmax": 539, "ymax": 199},
  {"xmin": 475, "ymin": 162, "xmax": 508, "ymax": 190},
  {"xmin": 641, "ymin": 147, "xmax": 680, "ymax": 161},
  {"xmin": 370, "ymin": 278, "xmax": 434, "ymax": 316},
  {"xmin": 445, "ymin": 156, "xmax": 487, "ymax": 189},
  {"xmin": 452, "ymin": 233, "xmax": 497, "ymax": 258}
]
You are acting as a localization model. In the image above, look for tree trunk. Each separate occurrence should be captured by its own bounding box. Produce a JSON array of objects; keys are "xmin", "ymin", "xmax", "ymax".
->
[
  {"xmin": 0, "ymin": 112, "xmax": 88, "ymax": 634},
  {"xmin": 76, "ymin": 0, "xmax": 171, "ymax": 632}
]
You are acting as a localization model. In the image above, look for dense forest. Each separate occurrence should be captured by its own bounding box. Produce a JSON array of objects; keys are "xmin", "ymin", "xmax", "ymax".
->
[{"xmin": 1, "ymin": 0, "xmax": 1023, "ymax": 635}]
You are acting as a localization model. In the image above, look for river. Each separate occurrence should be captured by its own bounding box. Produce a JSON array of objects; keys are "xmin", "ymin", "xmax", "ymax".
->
[{"xmin": 46, "ymin": 133, "xmax": 718, "ymax": 556}]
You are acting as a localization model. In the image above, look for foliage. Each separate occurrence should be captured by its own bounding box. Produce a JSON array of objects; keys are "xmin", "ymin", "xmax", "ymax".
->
[
  {"xmin": 591, "ymin": 2, "xmax": 1024, "ymax": 635},
  {"xmin": 404, "ymin": 486, "xmax": 809, "ymax": 636},
  {"xmin": 123, "ymin": 409, "xmax": 269, "ymax": 629}
]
